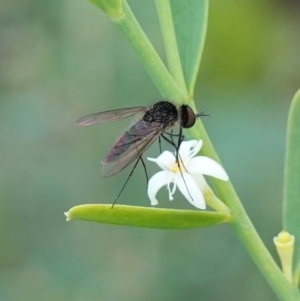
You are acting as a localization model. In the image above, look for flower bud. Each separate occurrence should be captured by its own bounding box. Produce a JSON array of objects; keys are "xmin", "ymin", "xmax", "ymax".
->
[{"xmin": 273, "ymin": 230, "xmax": 295, "ymax": 283}]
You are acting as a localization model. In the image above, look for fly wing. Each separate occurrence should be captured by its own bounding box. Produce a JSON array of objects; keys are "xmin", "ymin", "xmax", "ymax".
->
[
  {"xmin": 76, "ymin": 106, "xmax": 148, "ymax": 126},
  {"xmin": 101, "ymin": 121, "xmax": 164, "ymax": 177}
]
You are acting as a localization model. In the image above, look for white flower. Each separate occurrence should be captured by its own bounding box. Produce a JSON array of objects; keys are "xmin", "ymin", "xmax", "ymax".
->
[{"xmin": 147, "ymin": 140, "xmax": 229, "ymax": 209}]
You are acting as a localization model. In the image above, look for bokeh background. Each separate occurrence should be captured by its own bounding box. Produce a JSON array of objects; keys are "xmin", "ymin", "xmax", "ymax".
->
[{"xmin": 1, "ymin": 0, "xmax": 300, "ymax": 300}]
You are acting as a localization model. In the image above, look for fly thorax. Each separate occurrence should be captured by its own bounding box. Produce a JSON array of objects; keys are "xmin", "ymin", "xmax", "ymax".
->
[{"xmin": 142, "ymin": 101, "xmax": 178, "ymax": 127}]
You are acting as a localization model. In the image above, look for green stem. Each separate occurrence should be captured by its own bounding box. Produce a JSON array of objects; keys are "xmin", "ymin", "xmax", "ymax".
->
[
  {"xmin": 204, "ymin": 188, "xmax": 231, "ymax": 213},
  {"xmin": 102, "ymin": 2, "xmax": 300, "ymax": 299},
  {"xmin": 187, "ymin": 121, "xmax": 300, "ymax": 301},
  {"xmin": 154, "ymin": 0, "xmax": 187, "ymax": 92},
  {"xmin": 112, "ymin": 0, "xmax": 187, "ymax": 102}
]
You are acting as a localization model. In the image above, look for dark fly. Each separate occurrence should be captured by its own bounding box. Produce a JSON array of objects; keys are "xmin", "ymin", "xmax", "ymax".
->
[{"xmin": 76, "ymin": 100, "xmax": 206, "ymax": 204}]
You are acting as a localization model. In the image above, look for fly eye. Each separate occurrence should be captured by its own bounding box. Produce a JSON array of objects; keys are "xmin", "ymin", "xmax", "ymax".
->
[{"xmin": 182, "ymin": 106, "xmax": 196, "ymax": 128}]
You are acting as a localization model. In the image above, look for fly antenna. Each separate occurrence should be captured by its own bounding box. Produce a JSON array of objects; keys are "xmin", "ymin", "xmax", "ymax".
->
[{"xmin": 195, "ymin": 111, "xmax": 210, "ymax": 118}]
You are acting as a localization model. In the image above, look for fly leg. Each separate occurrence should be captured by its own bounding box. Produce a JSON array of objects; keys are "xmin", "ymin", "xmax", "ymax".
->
[
  {"xmin": 169, "ymin": 129, "xmax": 174, "ymax": 144},
  {"xmin": 161, "ymin": 133, "xmax": 177, "ymax": 151},
  {"xmin": 159, "ymin": 130, "xmax": 174, "ymax": 154},
  {"xmin": 161, "ymin": 129, "xmax": 194, "ymax": 202},
  {"xmin": 112, "ymin": 155, "xmax": 147, "ymax": 208},
  {"xmin": 140, "ymin": 156, "xmax": 149, "ymax": 187},
  {"xmin": 158, "ymin": 136, "xmax": 162, "ymax": 154},
  {"xmin": 163, "ymin": 127, "xmax": 184, "ymax": 163},
  {"xmin": 162, "ymin": 130, "xmax": 186, "ymax": 169},
  {"xmin": 176, "ymin": 127, "xmax": 184, "ymax": 162}
]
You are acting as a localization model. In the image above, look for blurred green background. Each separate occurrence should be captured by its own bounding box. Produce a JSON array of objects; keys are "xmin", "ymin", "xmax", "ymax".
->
[{"xmin": 1, "ymin": 0, "xmax": 300, "ymax": 300}]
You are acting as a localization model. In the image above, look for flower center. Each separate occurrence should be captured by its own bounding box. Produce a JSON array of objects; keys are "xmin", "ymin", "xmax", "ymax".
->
[
  {"xmin": 169, "ymin": 157, "xmax": 187, "ymax": 173},
  {"xmin": 170, "ymin": 162, "xmax": 180, "ymax": 173}
]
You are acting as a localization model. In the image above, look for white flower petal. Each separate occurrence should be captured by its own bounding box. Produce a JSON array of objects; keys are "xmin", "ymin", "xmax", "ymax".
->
[
  {"xmin": 191, "ymin": 173, "xmax": 209, "ymax": 192},
  {"xmin": 177, "ymin": 173, "xmax": 206, "ymax": 209},
  {"xmin": 168, "ymin": 174, "xmax": 180, "ymax": 201},
  {"xmin": 178, "ymin": 140, "xmax": 200, "ymax": 158},
  {"xmin": 188, "ymin": 156, "xmax": 229, "ymax": 181},
  {"xmin": 148, "ymin": 151, "xmax": 175, "ymax": 170},
  {"xmin": 188, "ymin": 140, "xmax": 203, "ymax": 158},
  {"xmin": 166, "ymin": 174, "xmax": 176, "ymax": 201},
  {"xmin": 147, "ymin": 170, "xmax": 171, "ymax": 206}
]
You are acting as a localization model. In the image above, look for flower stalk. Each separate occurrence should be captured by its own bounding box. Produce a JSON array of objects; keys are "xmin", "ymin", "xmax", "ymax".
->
[{"xmin": 203, "ymin": 188, "xmax": 230, "ymax": 213}]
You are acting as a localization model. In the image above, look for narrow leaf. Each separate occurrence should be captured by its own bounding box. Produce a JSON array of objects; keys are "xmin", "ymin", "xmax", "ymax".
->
[
  {"xmin": 113, "ymin": 1, "xmax": 186, "ymax": 102},
  {"xmin": 88, "ymin": 0, "xmax": 123, "ymax": 19},
  {"xmin": 170, "ymin": 0, "xmax": 208, "ymax": 95},
  {"xmin": 65, "ymin": 204, "xmax": 231, "ymax": 229},
  {"xmin": 154, "ymin": 0, "xmax": 187, "ymax": 92},
  {"xmin": 283, "ymin": 89, "xmax": 300, "ymax": 279}
]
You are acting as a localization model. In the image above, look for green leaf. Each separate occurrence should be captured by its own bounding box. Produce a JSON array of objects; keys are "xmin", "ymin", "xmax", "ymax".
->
[
  {"xmin": 154, "ymin": 0, "xmax": 187, "ymax": 92},
  {"xmin": 88, "ymin": 0, "xmax": 123, "ymax": 19},
  {"xmin": 65, "ymin": 204, "xmax": 231, "ymax": 229},
  {"xmin": 283, "ymin": 89, "xmax": 300, "ymax": 280},
  {"xmin": 170, "ymin": 0, "xmax": 208, "ymax": 95}
]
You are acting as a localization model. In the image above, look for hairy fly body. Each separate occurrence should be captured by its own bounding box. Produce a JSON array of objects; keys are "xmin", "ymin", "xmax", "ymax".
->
[{"xmin": 76, "ymin": 100, "xmax": 204, "ymax": 176}]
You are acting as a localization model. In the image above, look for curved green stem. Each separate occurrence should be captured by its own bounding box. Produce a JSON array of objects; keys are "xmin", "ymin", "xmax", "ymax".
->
[
  {"xmin": 204, "ymin": 188, "xmax": 231, "ymax": 213},
  {"xmin": 187, "ymin": 121, "xmax": 300, "ymax": 301},
  {"xmin": 100, "ymin": 2, "xmax": 300, "ymax": 299}
]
